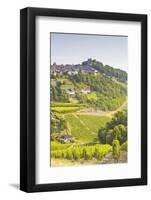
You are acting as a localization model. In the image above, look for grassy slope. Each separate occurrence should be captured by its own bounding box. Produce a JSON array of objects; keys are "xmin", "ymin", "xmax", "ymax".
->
[
  {"xmin": 77, "ymin": 115, "xmax": 111, "ymax": 133},
  {"xmin": 64, "ymin": 114, "xmax": 95, "ymax": 143},
  {"xmin": 64, "ymin": 114, "xmax": 111, "ymax": 143}
]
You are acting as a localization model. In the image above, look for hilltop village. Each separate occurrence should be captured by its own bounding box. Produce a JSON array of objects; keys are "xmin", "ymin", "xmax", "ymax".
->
[
  {"xmin": 51, "ymin": 59, "xmax": 99, "ymax": 76},
  {"xmin": 50, "ymin": 58, "xmax": 127, "ymax": 97}
]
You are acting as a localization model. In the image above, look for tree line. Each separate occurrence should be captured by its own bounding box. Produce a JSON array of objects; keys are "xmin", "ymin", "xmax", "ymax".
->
[
  {"xmin": 98, "ymin": 110, "xmax": 127, "ymax": 161},
  {"xmin": 82, "ymin": 58, "xmax": 127, "ymax": 83}
]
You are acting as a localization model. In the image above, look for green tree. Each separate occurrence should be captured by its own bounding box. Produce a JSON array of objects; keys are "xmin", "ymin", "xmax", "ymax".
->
[
  {"xmin": 112, "ymin": 140, "xmax": 120, "ymax": 161},
  {"xmin": 98, "ymin": 128, "xmax": 106, "ymax": 144},
  {"xmin": 107, "ymin": 111, "xmax": 127, "ymax": 129},
  {"xmin": 106, "ymin": 129, "xmax": 114, "ymax": 145},
  {"xmin": 98, "ymin": 111, "xmax": 127, "ymax": 145},
  {"xmin": 113, "ymin": 124, "xmax": 126, "ymax": 144}
]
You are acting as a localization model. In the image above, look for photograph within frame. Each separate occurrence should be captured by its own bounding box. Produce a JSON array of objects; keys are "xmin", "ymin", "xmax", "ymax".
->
[
  {"xmin": 20, "ymin": 7, "xmax": 147, "ymax": 192},
  {"xmin": 50, "ymin": 32, "xmax": 128, "ymax": 168}
]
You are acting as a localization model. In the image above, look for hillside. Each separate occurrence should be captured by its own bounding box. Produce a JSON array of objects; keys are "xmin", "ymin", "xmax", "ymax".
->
[
  {"xmin": 51, "ymin": 72, "xmax": 127, "ymax": 112},
  {"xmin": 50, "ymin": 59, "xmax": 128, "ymax": 167}
]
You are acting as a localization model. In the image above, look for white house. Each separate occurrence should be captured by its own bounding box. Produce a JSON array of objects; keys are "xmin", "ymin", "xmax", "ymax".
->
[
  {"xmin": 66, "ymin": 89, "xmax": 75, "ymax": 95},
  {"xmin": 67, "ymin": 71, "xmax": 72, "ymax": 75},
  {"xmin": 81, "ymin": 89, "xmax": 91, "ymax": 94},
  {"xmin": 94, "ymin": 70, "xmax": 98, "ymax": 76},
  {"xmin": 72, "ymin": 70, "xmax": 78, "ymax": 75},
  {"xmin": 67, "ymin": 70, "xmax": 78, "ymax": 75}
]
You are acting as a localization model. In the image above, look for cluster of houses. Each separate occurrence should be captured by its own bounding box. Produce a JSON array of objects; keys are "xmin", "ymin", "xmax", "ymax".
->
[
  {"xmin": 51, "ymin": 59, "xmax": 96, "ymax": 96},
  {"xmin": 50, "ymin": 59, "xmax": 98, "ymax": 76},
  {"xmin": 65, "ymin": 88, "xmax": 91, "ymax": 95}
]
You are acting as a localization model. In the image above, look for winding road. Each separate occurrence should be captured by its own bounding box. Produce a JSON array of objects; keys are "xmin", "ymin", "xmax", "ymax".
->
[{"xmin": 77, "ymin": 98, "xmax": 127, "ymax": 117}]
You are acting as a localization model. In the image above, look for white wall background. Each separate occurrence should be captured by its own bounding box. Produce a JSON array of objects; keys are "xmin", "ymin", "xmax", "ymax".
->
[{"xmin": 0, "ymin": 0, "xmax": 150, "ymax": 199}]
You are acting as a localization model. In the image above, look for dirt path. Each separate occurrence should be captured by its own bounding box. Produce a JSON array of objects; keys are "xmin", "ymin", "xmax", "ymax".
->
[
  {"xmin": 100, "ymin": 151, "xmax": 127, "ymax": 164},
  {"xmin": 77, "ymin": 98, "xmax": 127, "ymax": 117}
]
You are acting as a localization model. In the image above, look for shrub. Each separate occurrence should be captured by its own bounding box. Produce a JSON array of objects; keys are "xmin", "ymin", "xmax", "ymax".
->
[
  {"xmin": 112, "ymin": 140, "xmax": 120, "ymax": 161},
  {"xmin": 94, "ymin": 146, "xmax": 104, "ymax": 160},
  {"xmin": 51, "ymin": 144, "xmax": 112, "ymax": 161},
  {"xmin": 54, "ymin": 150, "xmax": 63, "ymax": 158},
  {"xmin": 72, "ymin": 147, "xmax": 81, "ymax": 160},
  {"xmin": 121, "ymin": 141, "xmax": 127, "ymax": 151},
  {"xmin": 66, "ymin": 149, "xmax": 73, "ymax": 160},
  {"xmin": 97, "ymin": 150, "xmax": 104, "ymax": 160},
  {"xmin": 82, "ymin": 148, "xmax": 92, "ymax": 160}
]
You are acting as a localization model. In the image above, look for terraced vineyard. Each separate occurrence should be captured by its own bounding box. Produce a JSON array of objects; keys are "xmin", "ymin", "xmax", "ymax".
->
[
  {"xmin": 64, "ymin": 114, "xmax": 111, "ymax": 143},
  {"xmin": 77, "ymin": 115, "xmax": 111, "ymax": 134},
  {"xmin": 51, "ymin": 143, "xmax": 112, "ymax": 167}
]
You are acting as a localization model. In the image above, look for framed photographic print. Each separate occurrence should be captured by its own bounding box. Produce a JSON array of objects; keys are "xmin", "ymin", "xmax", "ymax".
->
[{"xmin": 20, "ymin": 7, "xmax": 147, "ymax": 192}]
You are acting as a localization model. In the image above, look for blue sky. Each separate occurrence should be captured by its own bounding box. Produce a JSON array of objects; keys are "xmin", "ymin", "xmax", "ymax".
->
[{"xmin": 50, "ymin": 33, "xmax": 128, "ymax": 72}]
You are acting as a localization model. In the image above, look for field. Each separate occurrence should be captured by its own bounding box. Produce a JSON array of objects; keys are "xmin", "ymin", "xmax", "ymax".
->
[
  {"xmin": 51, "ymin": 102, "xmax": 85, "ymax": 107},
  {"xmin": 77, "ymin": 115, "xmax": 111, "ymax": 134},
  {"xmin": 50, "ymin": 111, "xmax": 114, "ymax": 167},
  {"xmin": 64, "ymin": 114, "xmax": 111, "ymax": 143},
  {"xmin": 50, "ymin": 108, "xmax": 113, "ymax": 167},
  {"xmin": 51, "ymin": 106, "xmax": 82, "ymax": 113}
]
